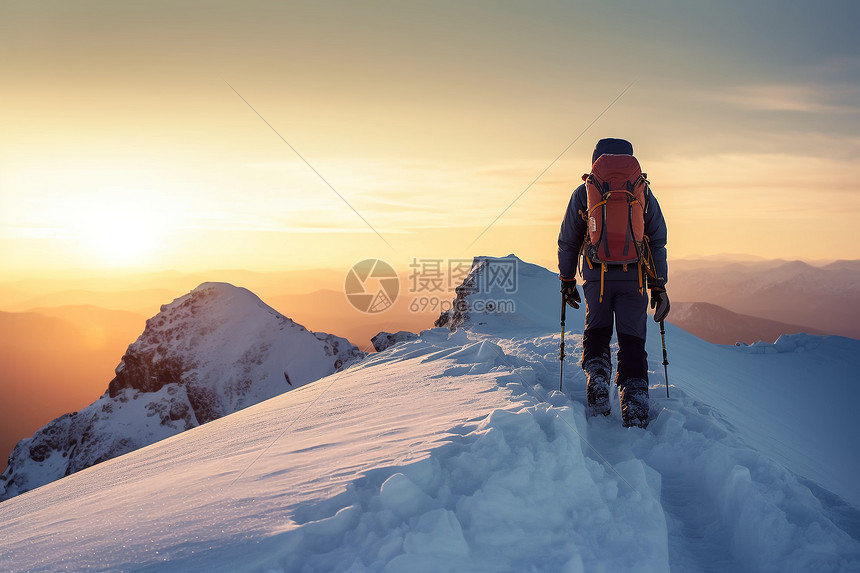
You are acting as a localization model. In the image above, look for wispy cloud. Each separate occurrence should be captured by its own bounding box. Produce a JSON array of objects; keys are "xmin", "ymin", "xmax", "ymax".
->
[
  {"xmin": 225, "ymin": 157, "xmax": 572, "ymax": 232},
  {"xmin": 2, "ymin": 226, "xmax": 67, "ymax": 240},
  {"xmin": 703, "ymin": 83, "xmax": 860, "ymax": 114},
  {"xmin": 648, "ymin": 152, "xmax": 860, "ymax": 219}
]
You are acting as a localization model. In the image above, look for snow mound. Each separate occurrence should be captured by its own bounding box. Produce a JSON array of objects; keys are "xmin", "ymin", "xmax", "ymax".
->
[
  {"xmin": 745, "ymin": 332, "xmax": 822, "ymax": 353},
  {"xmin": 435, "ymin": 254, "xmax": 566, "ymax": 335}
]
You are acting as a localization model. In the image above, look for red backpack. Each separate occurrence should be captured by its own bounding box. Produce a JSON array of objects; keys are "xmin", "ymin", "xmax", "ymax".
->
[{"xmin": 580, "ymin": 154, "xmax": 656, "ymax": 298}]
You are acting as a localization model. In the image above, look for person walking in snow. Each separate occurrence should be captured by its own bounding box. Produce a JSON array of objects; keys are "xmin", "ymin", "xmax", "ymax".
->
[{"xmin": 557, "ymin": 138, "xmax": 669, "ymax": 428}]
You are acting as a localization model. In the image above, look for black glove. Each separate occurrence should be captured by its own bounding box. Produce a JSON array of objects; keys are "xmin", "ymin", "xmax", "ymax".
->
[
  {"xmin": 561, "ymin": 279, "xmax": 581, "ymax": 309},
  {"xmin": 650, "ymin": 285, "xmax": 670, "ymax": 322}
]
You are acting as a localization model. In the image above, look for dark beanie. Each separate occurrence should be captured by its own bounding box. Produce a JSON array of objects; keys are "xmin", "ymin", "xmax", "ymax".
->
[{"xmin": 592, "ymin": 138, "xmax": 634, "ymax": 164}]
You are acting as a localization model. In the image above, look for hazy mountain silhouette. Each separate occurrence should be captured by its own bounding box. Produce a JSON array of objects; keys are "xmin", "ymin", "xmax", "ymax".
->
[
  {"xmin": 0, "ymin": 307, "xmax": 145, "ymax": 472},
  {"xmin": 669, "ymin": 259, "xmax": 860, "ymax": 339},
  {"xmin": 669, "ymin": 301, "xmax": 825, "ymax": 345}
]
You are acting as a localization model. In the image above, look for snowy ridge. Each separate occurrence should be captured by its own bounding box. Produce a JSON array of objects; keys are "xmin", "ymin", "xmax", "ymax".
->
[
  {"xmin": 0, "ymin": 258, "xmax": 858, "ymax": 572},
  {"xmin": 0, "ymin": 282, "xmax": 363, "ymax": 501}
]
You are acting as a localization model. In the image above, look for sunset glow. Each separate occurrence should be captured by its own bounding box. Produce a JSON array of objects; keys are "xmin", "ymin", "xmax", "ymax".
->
[{"xmin": 1, "ymin": 1, "xmax": 858, "ymax": 279}]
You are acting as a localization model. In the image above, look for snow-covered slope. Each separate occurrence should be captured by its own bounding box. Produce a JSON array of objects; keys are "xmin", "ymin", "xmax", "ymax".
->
[
  {"xmin": 1, "ymin": 258, "xmax": 858, "ymax": 572},
  {"xmin": 0, "ymin": 282, "xmax": 363, "ymax": 501}
]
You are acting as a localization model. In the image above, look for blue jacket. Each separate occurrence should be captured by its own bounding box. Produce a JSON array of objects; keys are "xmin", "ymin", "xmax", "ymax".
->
[{"xmin": 558, "ymin": 183, "xmax": 668, "ymax": 285}]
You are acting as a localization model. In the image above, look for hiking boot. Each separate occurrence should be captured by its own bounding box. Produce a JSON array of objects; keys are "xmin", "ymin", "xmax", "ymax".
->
[
  {"xmin": 620, "ymin": 379, "xmax": 650, "ymax": 428},
  {"xmin": 586, "ymin": 372, "xmax": 611, "ymax": 417},
  {"xmin": 583, "ymin": 357, "xmax": 612, "ymax": 417}
]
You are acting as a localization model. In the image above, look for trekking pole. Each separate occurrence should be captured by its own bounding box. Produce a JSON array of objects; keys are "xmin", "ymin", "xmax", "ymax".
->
[
  {"xmin": 559, "ymin": 290, "xmax": 566, "ymax": 392},
  {"xmin": 660, "ymin": 320, "xmax": 669, "ymax": 397}
]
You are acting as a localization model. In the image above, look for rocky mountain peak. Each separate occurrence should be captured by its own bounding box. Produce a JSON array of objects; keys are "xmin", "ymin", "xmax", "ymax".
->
[{"xmin": 0, "ymin": 283, "xmax": 364, "ymax": 501}]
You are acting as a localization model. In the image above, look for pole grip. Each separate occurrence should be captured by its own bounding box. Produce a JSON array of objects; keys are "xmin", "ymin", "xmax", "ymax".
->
[
  {"xmin": 660, "ymin": 320, "xmax": 669, "ymax": 397},
  {"xmin": 559, "ymin": 290, "xmax": 566, "ymax": 391},
  {"xmin": 660, "ymin": 320, "xmax": 668, "ymax": 365},
  {"xmin": 561, "ymin": 289, "xmax": 567, "ymax": 324}
]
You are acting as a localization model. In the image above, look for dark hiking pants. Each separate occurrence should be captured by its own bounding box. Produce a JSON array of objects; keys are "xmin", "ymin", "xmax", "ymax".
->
[{"xmin": 581, "ymin": 279, "xmax": 649, "ymax": 386}]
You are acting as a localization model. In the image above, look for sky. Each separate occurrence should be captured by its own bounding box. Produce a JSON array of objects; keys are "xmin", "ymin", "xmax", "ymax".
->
[{"xmin": 2, "ymin": 0, "xmax": 860, "ymax": 279}]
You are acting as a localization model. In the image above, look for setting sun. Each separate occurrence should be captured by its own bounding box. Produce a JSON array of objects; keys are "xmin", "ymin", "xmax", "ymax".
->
[
  {"xmin": 78, "ymin": 214, "xmax": 159, "ymax": 267},
  {"xmin": 65, "ymin": 189, "xmax": 169, "ymax": 267}
]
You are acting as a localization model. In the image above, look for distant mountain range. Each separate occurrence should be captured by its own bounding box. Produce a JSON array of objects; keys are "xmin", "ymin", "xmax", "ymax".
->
[
  {"xmin": 668, "ymin": 259, "xmax": 860, "ymax": 339},
  {"xmin": 667, "ymin": 301, "xmax": 825, "ymax": 345}
]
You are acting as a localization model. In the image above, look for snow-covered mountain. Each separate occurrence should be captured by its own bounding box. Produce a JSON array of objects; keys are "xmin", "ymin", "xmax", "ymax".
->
[
  {"xmin": 1, "ymin": 258, "xmax": 858, "ymax": 572},
  {"xmin": 0, "ymin": 282, "xmax": 363, "ymax": 501}
]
